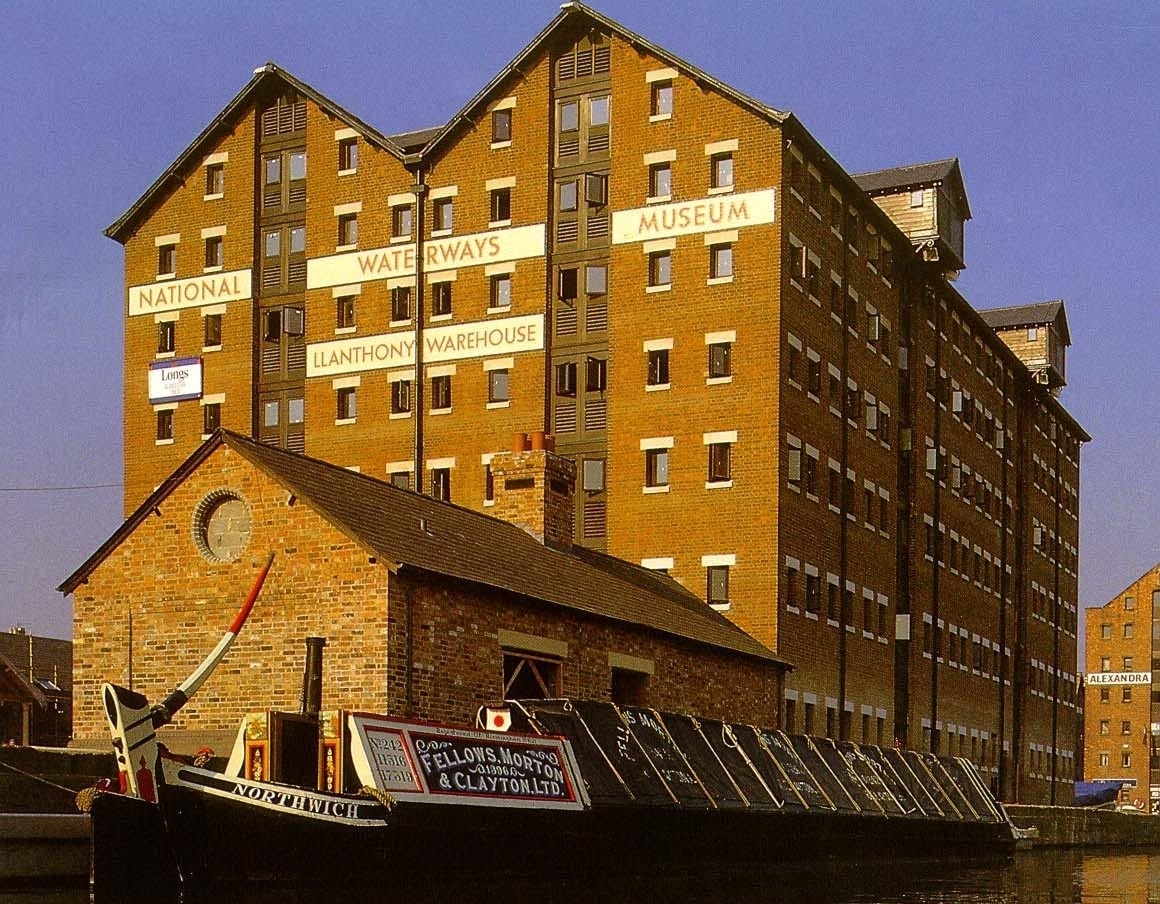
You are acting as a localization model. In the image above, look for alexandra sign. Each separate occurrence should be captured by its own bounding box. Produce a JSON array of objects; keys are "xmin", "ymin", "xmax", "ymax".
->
[
  {"xmin": 128, "ymin": 269, "xmax": 251, "ymax": 316},
  {"xmin": 612, "ymin": 188, "xmax": 776, "ymax": 244},
  {"xmin": 306, "ymin": 315, "xmax": 543, "ymax": 377},
  {"xmin": 1087, "ymin": 672, "xmax": 1152, "ymax": 686},
  {"xmin": 148, "ymin": 357, "xmax": 203, "ymax": 403},
  {"xmin": 307, "ymin": 224, "xmax": 545, "ymax": 290}
]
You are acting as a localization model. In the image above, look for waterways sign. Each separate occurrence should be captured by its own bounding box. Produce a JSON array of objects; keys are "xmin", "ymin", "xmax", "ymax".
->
[{"xmin": 1086, "ymin": 672, "xmax": 1152, "ymax": 686}]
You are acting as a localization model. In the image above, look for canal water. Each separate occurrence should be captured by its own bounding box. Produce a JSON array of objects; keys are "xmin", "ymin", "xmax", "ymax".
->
[{"xmin": 5, "ymin": 849, "xmax": 1160, "ymax": 903}]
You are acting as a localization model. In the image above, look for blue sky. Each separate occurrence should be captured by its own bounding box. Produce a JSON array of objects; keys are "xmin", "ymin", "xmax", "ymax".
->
[{"xmin": 1, "ymin": 1, "xmax": 1157, "ymax": 644}]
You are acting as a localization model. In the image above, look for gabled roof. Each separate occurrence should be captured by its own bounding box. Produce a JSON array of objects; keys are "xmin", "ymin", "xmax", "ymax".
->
[
  {"xmin": 107, "ymin": 2, "xmax": 791, "ymax": 238},
  {"xmin": 852, "ymin": 157, "xmax": 972, "ymax": 220},
  {"xmin": 978, "ymin": 300, "xmax": 1071, "ymax": 346},
  {"xmin": 59, "ymin": 432, "xmax": 784, "ymax": 667},
  {"xmin": 417, "ymin": 1, "xmax": 787, "ymax": 159},
  {"xmin": 0, "ymin": 652, "xmax": 46, "ymax": 708},
  {"xmin": 105, "ymin": 63, "xmax": 411, "ymax": 244}
]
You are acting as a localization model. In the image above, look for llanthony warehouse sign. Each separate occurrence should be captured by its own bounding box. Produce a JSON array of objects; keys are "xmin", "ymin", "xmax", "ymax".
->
[
  {"xmin": 307, "ymin": 224, "xmax": 545, "ymax": 290},
  {"xmin": 307, "ymin": 315, "xmax": 543, "ymax": 377}
]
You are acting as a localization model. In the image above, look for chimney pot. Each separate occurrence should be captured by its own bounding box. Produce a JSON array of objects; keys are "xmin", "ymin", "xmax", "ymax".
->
[{"xmin": 512, "ymin": 431, "xmax": 529, "ymax": 452}]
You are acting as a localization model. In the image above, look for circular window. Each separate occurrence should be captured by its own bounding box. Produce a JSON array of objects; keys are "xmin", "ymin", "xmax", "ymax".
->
[{"xmin": 193, "ymin": 490, "xmax": 252, "ymax": 563}]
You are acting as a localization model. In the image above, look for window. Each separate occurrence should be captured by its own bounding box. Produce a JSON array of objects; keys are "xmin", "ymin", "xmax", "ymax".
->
[
  {"xmin": 491, "ymin": 108, "xmax": 512, "ymax": 144},
  {"xmin": 1124, "ymin": 656, "xmax": 1134, "ymax": 670},
  {"xmin": 585, "ymin": 173, "xmax": 608, "ymax": 206},
  {"xmin": 203, "ymin": 402, "xmax": 221, "ymax": 434},
  {"xmin": 559, "ymin": 100, "xmax": 579, "ymax": 133},
  {"xmin": 788, "ymin": 242, "xmax": 805, "ymax": 284},
  {"xmin": 559, "ymin": 180, "xmax": 578, "ymax": 212},
  {"xmin": 336, "ymin": 387, "xmax": 357, "ymax": 421},
  {"xmin": 205, "ymin": 163, "xmax": 224, "ymax": 196},
  {"xmin": 392, "ymin": 205, "xmax": 413, "ymax": 239},
  {"xmin": 484, "ymin": 464, "xmax": 495, "ymax": 503},
  {"xmin": 647, "ymin": 349, "xmax": 670, "ymax": 386},
  {"xmin": 708, "ymin": 342, "xmax": 732, "ymax": 379},
  {"xmin": 585, "ymin": 356, "xmax": 607, "ymax": 393},
  {"xmin": 1100, "ymin": 656, "xmax": 1111, "ymax": 672},
  {"xmin": 702, "ymin": 151, "xmax": 731, "ymax": 190},
  {"xmin": 707, "ymin": 565, "xmax": 729, "ymax": 607},
  {"xmin": 648, "ymin": 250, "xmax": 671, "ymax": 287},
  {"xmin": 586, "ymin": 264, "xmax": 607, "ymax": 295},
  {"xmin": 1100, "ymin": 687, "xmax": 1110, "ymax": 703},
  {"xmin": 204, "ymin": 235, "xmax": 223, "ymax": 269},
  {"xmin": 158, "ymin": 243, "xmax": 176, "ymax": 276},
  {"xmin": 433, "ymin": 198, "xmax": 453, "ymax": 232},
  {"xmin": 157, "ymin": 320, "xmax": 175, "ymax": 354},
  {"xmin": 431, "ymin": 374, "xmax": 452, "ymax": 410},
  {"xmin": 336, "ymin": 295, "xmax": 356, "ymax": 329},
  {"xmin": 648, "ymin": 162, "xmax": 671, "ymax": 199},
  {"xmin": 651, "ymin": 81, "xmax": 673, "ymax": 117},
  {"xmin": 204, "ymin": 313, "xmax": 222, "ymax": 348},
  {"xmin": 431, "ymin": 282, "xmax": 452, "ymax": 317},
  {"xmin": 1124, "ymin": 623, "xmax": 1134, "ymax": 638},
  {"xmin": 1123, "ymin": 686, "xmax": 1133, "ymax": 703},
  {"xmin": 503, "ymin": 652, "xmax": 559, "ymax": 699},
  {"xmin": 1123, "ymin": 720, "xmax": 1132, "ymax": 736},
  {"xmin": 338, "ymin": 213, "xmax": 358, "ymax": 246},
  {"xmin": 582, "ymin": 459, "xmax": 605, "ymax": 492},
  {"xmin": 156, "ymin": 409, "xmax": 173, "ymax": 441},
  {"xmin": 645, "ymin": 449, "xmax": 669, "ymax": 488},
  {"xmin": 556, "ymin": 361, "xmax": 577, "ymax": 397},
  {"xmin": 558, "ymin": 267, "xmax": 578, "ymax": 304},
  {"xmin": 807, "ymin": 358, "xmax": 822, "ymax": 396},
  {"xmin": 488, "ymin": 369, "xmax": 509, "ymax": 403},
  {"xmin": 431, "ymin": 468, "xmax": 451, "ymax": 502},
  {"xmin": 1122, "ymin": 751, "xmax": 1132, "ymax": 768},
  {"xmin": 708, "ymin": 442, "xmax": 732, "ymax": 483},
  {"xmin": 490, "ymin": 187, "xmax": 511, "ymax": 224},
  {"xmin": 389, "ymin": 471, "xmax": 411, "ymax": 491},
  {"xmin": 589, "ymin": 95, "xmax": 610, "ymax": 126},
  {"xmin": 1125, "ymin": 595, "xmax": 1136, "ymax": 610},
  {"xmin": 338, "ymin": 137, "xmax": 358, "ymax": 172},
  {"xmin": 391, "ymin": 286, "xmax": 413, "ymax": 322},
  {"xmin": 709, "ymin": 243, "xmax": 733, "ymax": 280},
  {"xmin": 391, "ymin": 380, "xmax": 412, "ymax": 415},
  {"xmin": 490, "ymin": 274, "xmax": 512, "ymax": 309}
]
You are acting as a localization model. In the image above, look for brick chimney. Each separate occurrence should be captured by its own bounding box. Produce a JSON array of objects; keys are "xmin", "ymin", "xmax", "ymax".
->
[{"xmin": 489, "ymin": 431, "xmax": 576, "ymax": 551}]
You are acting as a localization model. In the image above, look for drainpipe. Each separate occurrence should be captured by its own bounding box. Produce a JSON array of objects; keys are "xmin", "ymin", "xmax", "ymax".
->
[{"xmin": 407, "ymin": 157, "xmax": 428, "ymax": 494}]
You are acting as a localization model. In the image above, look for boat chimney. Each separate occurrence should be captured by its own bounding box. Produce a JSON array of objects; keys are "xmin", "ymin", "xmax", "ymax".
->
[{"xmin": 301, "ymin": 636, "xmax": 327, "ymax": 716}]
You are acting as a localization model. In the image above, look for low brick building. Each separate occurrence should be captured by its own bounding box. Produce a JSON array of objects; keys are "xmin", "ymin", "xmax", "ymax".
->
[
  {"xmin": 60, "ymin": 430, "xmax": 787, "ymax": 748},
  {"xmin": 0, "ymin": 632, "xmax": 72, "ymax": 747}
]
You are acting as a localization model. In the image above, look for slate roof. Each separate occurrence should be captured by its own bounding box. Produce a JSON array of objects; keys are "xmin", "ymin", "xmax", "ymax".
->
[
  {"xmin": 0, "ymin": 652, "xmax": 46, "ymax": 707},
  {"xmin": 59, "ymin": 432, "xmax": 784, "ymax": 668},
  {"xmin": 852, "ymin": 158, "xmax": 972, "ymax": 219},
  {"xmin": 977, "ymin": 300, "xmax": 1070, "ymax": 346}
]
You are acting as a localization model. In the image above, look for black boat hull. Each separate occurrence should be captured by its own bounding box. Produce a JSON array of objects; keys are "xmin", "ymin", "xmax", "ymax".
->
[{"xmin": 91, "ymin": 773, "xmax": 1014, "ymax": 891}]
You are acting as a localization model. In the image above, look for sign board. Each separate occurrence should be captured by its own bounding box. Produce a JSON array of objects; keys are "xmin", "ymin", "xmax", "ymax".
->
[
  {"xmin": 148, "ymin": 357, "xmax": 203, "ymax": 403},
  {"xmin": 307, "ymin": 224, "xmax": 546, "ymax": 290},
  {"xmin": 1086, "ymin": 672, "xmax": 1152, "ymax": 686},
  {"xmin": 348, "ymin": 713, "xmax": 588, "ymax": 810},
  {"xmin": 128, "ymin": 269, "xmax": 251, "ymax": 317},
  {"xmin": 612, "ymin": 188, "xmax": 776, "ymax": 244},
  {"xmin": 306, "ymin": 314, "xmax": 543, "ymax": 377}
]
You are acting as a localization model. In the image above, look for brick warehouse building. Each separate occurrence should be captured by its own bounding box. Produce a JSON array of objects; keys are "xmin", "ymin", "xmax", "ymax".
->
[
  {"xmin": 93, "ymin": 3, "xmax": 1085, "ymax": 802},
  {"xmin": 1083, "ymin": 565, "xmax": 1160, "ymax": 811},
  {"xmin": 61, "ymin": 431, "xmax": 787, "ymax": 746}
]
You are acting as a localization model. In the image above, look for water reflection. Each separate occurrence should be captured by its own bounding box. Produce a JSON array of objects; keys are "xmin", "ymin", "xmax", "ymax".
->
[{"xmin": 9, "ymin": 849, "xmax": 1160, "ymax": 903}]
